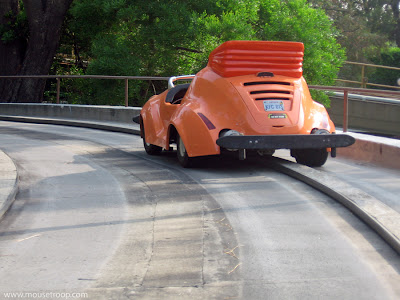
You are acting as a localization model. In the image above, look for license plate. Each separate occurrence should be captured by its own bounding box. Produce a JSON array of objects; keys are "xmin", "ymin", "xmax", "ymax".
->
[{"xmin": 263, "ymin": 100, "xmax": 284, "ymax": 111}]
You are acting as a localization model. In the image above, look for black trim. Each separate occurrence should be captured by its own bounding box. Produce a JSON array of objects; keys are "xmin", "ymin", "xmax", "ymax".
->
[
  {"xmin": 250, "ymin": 90, "xmax": 291, "ymax": 95},
  {"xmin": 132, "ymin": 115, "xmax": 140, "ymax": 124},
  {"xmin": 165, "ymin": 83, "xmax": 190, "ymax": 103},
  {"xmin": 257, "ymin": 72, "xmax": 274, "ymax": 77},
  {"xmin": 256, "ymin": 97, "xmax": 290, "ymax": 101},
  {"xmin": 244, "ymin": 81, "xmax": 291, "ymax": 86},
  {"xmin": 216, "ymin": 134, "xmax": 355, "ymax": 150}
]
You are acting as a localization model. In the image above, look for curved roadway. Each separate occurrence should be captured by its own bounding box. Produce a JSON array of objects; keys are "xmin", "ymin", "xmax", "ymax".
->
[{"xmin": 0, "ymin": 121, "xmax": 399, "ymax": 299}]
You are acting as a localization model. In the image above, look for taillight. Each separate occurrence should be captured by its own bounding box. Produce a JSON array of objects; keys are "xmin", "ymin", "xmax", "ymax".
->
[{"xmin": 197, "ymin": 113, "xmax": 216, "ymax": 130}]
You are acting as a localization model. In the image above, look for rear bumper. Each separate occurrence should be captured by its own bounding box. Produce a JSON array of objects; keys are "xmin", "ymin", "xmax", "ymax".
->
[{"xmin": 216, "ymin": 134, "xmax": 355, "ymax": 150}]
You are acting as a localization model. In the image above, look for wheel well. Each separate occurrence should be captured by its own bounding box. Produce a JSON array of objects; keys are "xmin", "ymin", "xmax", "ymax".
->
[
  {"xmin": 168, "ymin": 125, "xmax": 178, "ymax": 145},
  {"xmin": 139, "ymin": 116, "xmax": 144, "ymax": 138}
]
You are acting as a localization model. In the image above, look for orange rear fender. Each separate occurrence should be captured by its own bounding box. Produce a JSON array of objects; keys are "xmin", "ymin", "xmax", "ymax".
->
[{"xmin": 171, "ymin": 105, "xmax": 220, "ymax": 157}]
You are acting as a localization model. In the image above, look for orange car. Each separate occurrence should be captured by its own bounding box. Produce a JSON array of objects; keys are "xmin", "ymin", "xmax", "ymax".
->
[{"xmin": 137, "ymin": 40, "xmax": 355, "ymax": 167}]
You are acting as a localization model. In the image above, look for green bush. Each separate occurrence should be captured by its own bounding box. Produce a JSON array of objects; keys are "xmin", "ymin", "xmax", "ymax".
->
[
  {"xmin": 59, "ymin": 0, "xmax": 345, "ymax": 107},
  {"xmin": 369, "ymin": 47, "xmax": 400, "ymax": 89}
]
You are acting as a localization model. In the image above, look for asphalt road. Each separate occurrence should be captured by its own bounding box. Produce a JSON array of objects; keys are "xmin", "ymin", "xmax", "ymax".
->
[{"xmin": 0, "ymin": 121, "xmax": 399, "ymax": 300}]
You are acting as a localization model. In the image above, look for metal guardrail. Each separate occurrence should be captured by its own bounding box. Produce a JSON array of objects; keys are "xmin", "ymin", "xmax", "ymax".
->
[
  {"xmin": 338, "ymin": 61, "xmax": 400, "ymax": 90},
  {"xmin": 2, "ymin": 75, "xmax": 400, "ymax": 133},
  {"xmin": 309, "ymin": 85, "xmax": 400, "ymax": 132},
  {"xmin": 0, "ymin": 75, "xmax": 170, "ymax": 107}
]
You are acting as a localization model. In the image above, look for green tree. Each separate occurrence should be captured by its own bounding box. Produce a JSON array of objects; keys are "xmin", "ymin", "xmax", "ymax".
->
[
  {"xmin": 1, "ymin": 0, "xmax": 345, "ymax": 105},
  {"xmin": 65, "ymin": 0, "xmax": 344, "ymax": 106},
  {"xmin": 369, "ymin": 47, "xmax": 400, "ymax": 87},
  {"xmin": 308, "ymin": 0, "xmax": 398, "ymax": 86},
  {"xmin": 310, "ymin": 0, "xmax": 400, "ymax": 58},
  {"xmin": 68, "ymin": 0, "xmax": 227, "ymax": 105},
  {"xmin": 256, "ymin": 0, "xmax": 345, "ymax": 86},
  {"xmin": 255, "ymin": 0, "xmax": 346, "ymax": 105}
]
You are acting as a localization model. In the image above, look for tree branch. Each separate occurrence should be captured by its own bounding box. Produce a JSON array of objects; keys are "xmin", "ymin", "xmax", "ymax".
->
[{"xmin": 175, "ymin": 46, "xmax": 203, "ymax": 53}]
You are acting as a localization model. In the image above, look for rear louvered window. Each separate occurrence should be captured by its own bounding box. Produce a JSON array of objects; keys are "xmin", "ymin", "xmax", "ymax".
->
[
  {"xmin": 243, "ymin": 81, "xmax": 294, "ymax": 102},
  {"xmin": 243, "ymin": 81, "xmax": 291, "ymax": 86}
]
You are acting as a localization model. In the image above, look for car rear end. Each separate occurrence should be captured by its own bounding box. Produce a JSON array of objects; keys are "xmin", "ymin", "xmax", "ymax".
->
[{"xmin": 202, "ymin": 40, "xmax": 354, "ymax": 166}]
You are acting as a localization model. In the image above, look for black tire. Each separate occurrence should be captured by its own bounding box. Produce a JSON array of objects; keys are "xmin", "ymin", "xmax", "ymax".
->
[
  {"xmin": 142, "ymin": 123, "xmax": 162, "ymax": 155},
  {"xmin": 291, "ymin": 129, "xmax": 329, "ymax": 167},
  {"xmin": 257, "ymin": 149, "xmax": 275, "ymax": 157},
  {"xmin": 177, "ymin": 134, "xmax": 196, "ymax": 168},
  {"xmin": 291, "ymin": 148, "xmax": 328, "ymax": 167}
]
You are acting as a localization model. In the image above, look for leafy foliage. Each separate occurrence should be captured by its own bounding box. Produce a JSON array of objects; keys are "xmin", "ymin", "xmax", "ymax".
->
[
  {"xmin": 54, "ymin": 0, "xmax": 346, "ymax": 106},
  {"xmin": 256, "ymin": 0, "xmax": 346, "ymax": 105},
  {"xmin": 369, "ymin": 47, "xmax": 400, "ymax": 88},
  {"xmin": 0, "ymin": 2, "xmax": 27, "ymax": 44},
  {"xmin": 310, "ymin": 0, "xmax": 399, "ymax": 60}
]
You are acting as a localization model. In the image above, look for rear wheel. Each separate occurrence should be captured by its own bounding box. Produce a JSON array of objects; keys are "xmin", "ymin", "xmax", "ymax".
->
[
  {"xmin": 291, "ymin": 148, "xmax": 328, "ymax": 167},
  {"xmin": 142, "ymin": 123, "xmax": 162, "ymax": 155},
  {"xmin": 177, "ymin": 134, "xmax": 196, "ymax": 168},
  {"xmin": 257, "ymin": 149, "xmax": 275, "ymax": 157},
  {"xmin": 291, "ymin": 129, "xmax": 329, "ymax": 167}
]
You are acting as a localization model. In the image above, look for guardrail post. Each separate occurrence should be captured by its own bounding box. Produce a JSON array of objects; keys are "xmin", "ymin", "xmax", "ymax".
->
[
  {"xmin": 343, "ymin": 90, "xmax": 348, "ymax": 132},
  {"xmin": 361, "ymin": 65, "xmax": 365, "ymax": 88},
  {"xmin": 125, "ymin": 78, "xmax": 129, "ymax": 107},
  {"xmin": 56, "ymin": 77, "xmax": 60, "ymax": 104},
  {"xmin": 362, "ymin": 77, "xmax": 368, "ymax": 89}
]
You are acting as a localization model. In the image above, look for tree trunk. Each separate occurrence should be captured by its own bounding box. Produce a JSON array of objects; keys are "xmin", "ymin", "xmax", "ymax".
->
[
  {"xmin": 391, "ymin": 0, "xmax": 400, "ymax": 47},
  {"xmin": 0, "ymin": 0, "xmax": 72, "ymax": 103}
]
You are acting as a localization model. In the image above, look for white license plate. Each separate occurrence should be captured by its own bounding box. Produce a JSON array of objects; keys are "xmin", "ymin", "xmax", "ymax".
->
[{"xmin": 263, "ymin": 100, "xmax": 284, "ymax": 111}]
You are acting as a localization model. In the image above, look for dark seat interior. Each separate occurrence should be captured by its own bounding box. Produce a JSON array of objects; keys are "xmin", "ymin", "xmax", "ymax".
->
[{"xmin": 165, "ymin": 83, "xmax": 190, "ymax": 104}]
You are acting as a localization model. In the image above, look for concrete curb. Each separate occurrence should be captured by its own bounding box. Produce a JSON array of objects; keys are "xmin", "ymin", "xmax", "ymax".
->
[
  {"xmin": 270, "ymin": 158, "xmax": 400, "ymax": 255},
  {"xmin": 0, "ymin": 150, "xmax": 18, "ymax": 221},
  {"xmin": 337, "ymin": 132, "xmax": 400, "ymax": 169}
]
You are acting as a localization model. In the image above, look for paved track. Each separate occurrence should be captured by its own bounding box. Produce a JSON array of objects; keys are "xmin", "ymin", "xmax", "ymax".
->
[{"xmin": 0, "ymin": 122, "xmax": 399, "ymax": 299}]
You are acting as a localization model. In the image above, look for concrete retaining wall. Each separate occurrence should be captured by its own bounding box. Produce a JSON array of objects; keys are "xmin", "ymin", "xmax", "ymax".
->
[
  {"xmin": 327, "ymin": 95, "xmax": 400, "ymax": 136},
  {"xmin": 2, "ymin": 95, "xmax": 399, "ymax": 136},
  {"xmin": 0, "ymin": 103, "xmax": 141, "ymax": 124}
]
